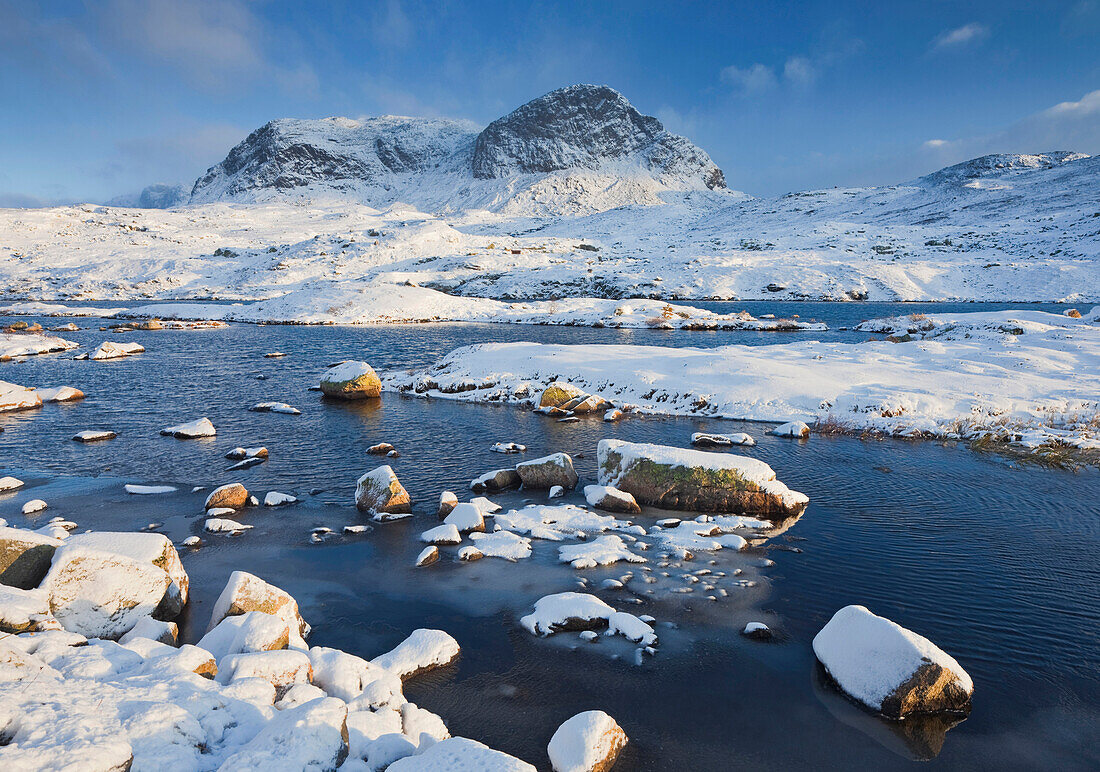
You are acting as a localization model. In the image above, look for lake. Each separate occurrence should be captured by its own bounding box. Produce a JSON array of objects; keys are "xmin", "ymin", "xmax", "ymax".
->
[{"xmin": 1, "ymin": 302, "xmax": 1097, "ymax": 770}]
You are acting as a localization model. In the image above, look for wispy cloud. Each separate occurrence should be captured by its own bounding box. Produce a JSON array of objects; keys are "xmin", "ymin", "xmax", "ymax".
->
[
  {"xmin": 783, "ymin": 56, "xmax": 816, "ymax": 87},
  {"xmin": 720, "ymin": 63, "xmax": 778, "ymax": 92},
  {"xmin": 931, "ymin": 22, "xmax": 989, "ymax": 51}
]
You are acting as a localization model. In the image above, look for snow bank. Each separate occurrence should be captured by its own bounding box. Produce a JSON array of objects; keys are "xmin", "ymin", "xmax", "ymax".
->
[{"xmin": 389, "ymin": 308, "xmax": 1100, "ymax": 452}]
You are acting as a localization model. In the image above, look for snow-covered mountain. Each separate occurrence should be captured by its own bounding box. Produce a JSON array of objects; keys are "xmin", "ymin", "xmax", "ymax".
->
[
  {"xmin": 188, "ymin": 85, "xmax": 729, "ymax": 215},
  {"xmin": 107, "ymin": 183, "xmax": 189, "ymax": 209}
]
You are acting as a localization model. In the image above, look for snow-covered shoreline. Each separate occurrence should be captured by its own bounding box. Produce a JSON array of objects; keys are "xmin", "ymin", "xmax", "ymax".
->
[
  {"xmin": 0, "ymin": 288, "xmax": 824, "ymax": 330},
  {"xmin": 384, "ymin": 307, "xmax": 1100, "ymax": 453}
]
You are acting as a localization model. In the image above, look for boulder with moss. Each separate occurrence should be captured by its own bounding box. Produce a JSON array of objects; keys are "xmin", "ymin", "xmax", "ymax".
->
[{"xmin": 321, "ymin": 361, "xmax": 382, "ymax": 399}]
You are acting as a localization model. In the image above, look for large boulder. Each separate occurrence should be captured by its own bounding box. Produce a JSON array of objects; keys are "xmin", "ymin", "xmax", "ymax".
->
[
  {"xmin": 0, "ymin": 526, "xmax": 62, "ymax": 589},
  {"xmin": 539, "ymin": 382, "xmax": 586, "ymax": 409},
  {"xmin": 548, "ymin": 710, "xmax": 628, "ymax": 772},
  {"xmin": 813, "ymin": 605, "xmax": 974, "ymax": 719},
  {"xmin": 42, "ymin": 546, "xmax": 172, "ymax": 639},
  {"xmin": 208, "ymin": 570, "xmax": 310, "ymax": 644},
  {"xmin": 321, "ymin": 360, "xmax": 382, "ymax": 399},
  {"xmin": 355, "ymin": 465, "xmax": 411, "ymax": 517},
  {"xmin": 61, "ymin": 532, "xmax": 189, "ymax": 619},
  {"xmin": 205, "ymin": 483, "xmax": 250, "ymax": 510},
  {"xmin": 516, "ymin": 453, "xmax": 579, "ymax": 490},
  {"xmin": 597, "ymin": 439, "xmax": 808, "ymax": 519}
]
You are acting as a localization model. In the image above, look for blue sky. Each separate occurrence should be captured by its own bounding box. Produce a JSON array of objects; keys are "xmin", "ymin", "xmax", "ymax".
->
[{"xmin": 2, "ymin": 0, "xmax": 1099, "ymax": 204}]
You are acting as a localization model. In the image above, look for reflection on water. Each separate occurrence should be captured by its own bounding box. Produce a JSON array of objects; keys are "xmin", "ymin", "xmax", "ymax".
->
[{"xmin": 0, "ymin": 308, "xmax": 1098, "ymax": 770}]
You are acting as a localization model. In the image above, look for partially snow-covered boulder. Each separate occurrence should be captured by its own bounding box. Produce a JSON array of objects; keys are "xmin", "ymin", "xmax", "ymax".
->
[
  {"xmin": 470, "ymin": 467, "xmax": 521, "ymax": 493},
  {"xmin": 37, "ymin": 386, "xmax": 84, "ymax": 403},
  {"xmin": 264, "ymin": 491, "xmax": 297, "ymax": 507},
  {"xmin": 218, "ymin": 649, "xmax": 313, "ymax": 689},
  {"xmin": 372, "ymin": 628, "xmax": 460, "ymax": 680},
  {"xmin": 520, "ymin": 592, "xmax": 616, "ymax": 636},
  {"xmin": 73, "ymin": 429, "xmax": 116, "ymax": 442},
  {"xmin": 208, "ymin": 570, "xmax": 310, "ymax": 644},
  {"xmin": 43, "ymin": 545, "xmax": 172, "ymax": 639},
  {"xmin": 416, "ymin": 546, "xmax": 440, "ymax": 567},
  {"xmin": 0, "ymin": 525, "xmax": 62, "ymax": 589},
  {"xmin": 0, "ymin": 475, "xmax": 25, "ymax": 491},
  {"xmin": 813, "ymin": 605, "xmax": 974, "ymax": 718},
  {"xmin": 161, "ymin": 417, "xmax": 216, "ymax": 438},
  {"xmin": 769, "ymin": 420, "xmax": 811, "ymax": 438},
  {"xmin": 355, "ymin": 465, "xmax": 411, "ymax": 518},
  {"xmin": 62, "ymin": 531, "xmax": 189, "ymax": 619},
  {"xmin": 438, "ymin": 490, "xmax": 459, "ymax": 518},
  {"xmin": 516, "ymin": 452, "xmax": 579, "ymax": 490},
  {"xmin": 198, "ymin": 611, "xmax": 291, "ymax": 662},
  {"xmin": 21, "ymin": 499, "xmax": 47, "ymax": 515},
  {"xmin": 205, "ymin": 483, "xmax": 249, "ymax": 510},
  {"xmin": 597, "ymin": 439, "xmax": 808, "ymax": 519},
  {"xmin": 119, "ymin": 615, "xmax": 178, "ymax": 645},
  {"xmin": 583, "ymin": 484, "xmax": 640, "ymax": 514},
  {"xmin": 320, "ymin": 360, "xmax": 382, "ymax": 399},
  {"xmin": 0, "ymin": 381, "xmax": 40, "ymax": 412},
  {"xmin": 539, "ymin": 382, "xmax": 587, "ymax": 409},
  {"xmin": 421, "ymin": 523, "xmax": 462, "ymax": 545},
  {"xmin": 90, "ymin": 340, "xmax": 144, "ymax": 360},
  {"xmin": 309, "ymin": 645, "xmax": 402, "ymax": 704},
  {"xmin": 548, "ymin": 710, "xmax": 628, "ymax": 772}
]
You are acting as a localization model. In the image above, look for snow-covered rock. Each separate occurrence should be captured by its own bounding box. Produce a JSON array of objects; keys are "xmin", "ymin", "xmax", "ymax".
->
[
  {"xmin": 124, "ymin": 484, "xmax": 176, "ymax": 494},
  {"xmin": 21, "ymin": 499, "xmax": 47, "ymax": 515},
  {"xmin": 0, "ymin": 584, "xmax": 56, "ymax": 633},
  {"xmin": 1, "ymin": 331, "xmax": 78, "ymax": 361},
  {"xmin": 208, "ymin": 570, "xmax": 310, "ymax": 645},
  {"xmin": 812, "ymin": 605, "xmax": 974, "ymax": 718},
  {"xmin": 558, "ymin": 536, "xmax": 645, "ymax": 570},
  {"xmin": 457, "ymin": 546, "xmax": 483, "ymax": 562},
  {"xmin": 691, "ymin": 431, "xmax": 755, "ymax": 447},
  {"xmin": 438, "ymin": 490, "xmax": 459, "ymax": 518},
  {"xmin": 520, "ymin": 592, "xmax": 657, "ymax": 646},
  {"xmin": 470, "ymin": 467, "xmax": 522, "ymax": 493},
  {"xmin": 205, "ymin": 518, "xmax": 251, "ymax": 534},
  {"xmin": 321, "ymin": 360, "xmax": 382, "ymax": 399},
  {"xmin": 226, "ymin": 446, "xmax": 268, "ymax": 460},
  {"xmin": 371, "ymin": 628, "xmax": 461, "ymax": 679},
  {"xmin": 742, "ymin": 621, "xmax": 772, "ymax": 640},
  {"xmin": 218, "ymin": 697, "xmax": 348, "ymax": 771},
  {"xmin": 491, "ymin": 441, "xmax": 526, "ymax": 454},
  {"xmin": 387, "ymin": 737, "xmax": 535, "ymax": 771},
  {"xmin": 597, "ymin": 439, "xmax": 808, "ymax": 519},
  {"xmin": 90, "ymin": 340, "xmax": 144, "ymax": 360},
  {"xmin": 547, "ymin": 710, "xmax": 628, "ymax": 772},
  {"xmin": 161, "ymin": 417, "xmax": 216, "ymax": 438},
  {"xmin": 218, "ymin": 648, "xmax": 313, "ymax": 689},
  {"xmin": 467, "ymin": 531, "xmax": 532, "ymax": 561},
  {"xmin": 583, "ymin": 484, "xmax": 641, "ymax": 514},
  {"xmin": 516, "ymin": 452, "xmax": 579, "ymax": 490},
  {"xmin": 205, "ymin": 483, "xmax": 250, "ymax": 510},
  {"xmin": 198, "ymin": 611, "xmax": 291, "ymax": 662},
  {"xmin": 37, "ymin": 386, "xmax": 84, "ymax": 403},
  {"xmin": 770, "ymin": 420, "xmax": 811, "ymax": 438},
  {"xmin": 263, "ymin": 491, "xmax": 297, "ymax": 507},
  {"xmin": 119, "ymin": 615, "xmax": 178, "ymax": 645},
  {"xmin": 421, "ymin": 523, "xmax": 462, "ymax": 545},
  {"xmin": 443, "ymin": 502, "xmax": 487, "ymax": 534},
  {"xmin": 355, "ymin": 465, "xmax": 411, "ymax": 518},
  {"xmin": 416, "ymin": 546, "xmax": 440, "ymax": 567},
  {"xmin": 73, "ymin": 429, "xmax": 116, "ymax": 442},
  {"xmin": 0, "ymin": 475, "xmax": 25, "ymax": 492},
  {"xmin": 250, "ymin": 401, "xmax": 301, "ymax": 414},
  {"xmin": 42, "ymin": 545, "xmax": 172, "ymax": 639},
  {"xmin": 0, "ymin": 381, "xmax": 41, "ymax": 412}
]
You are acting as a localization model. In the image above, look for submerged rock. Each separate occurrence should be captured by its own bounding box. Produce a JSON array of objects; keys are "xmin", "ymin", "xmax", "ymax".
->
[
  {"xmin": 597, "ymin": 439, "xmax": 808, "ymax": 519},
  {"xmin": 368, "ymin": 442, "xmax": 396, "ymax": 455},
  {"xmin": 355, "ymin": 466, "xmax": 411, "ymax": 518},
  {"xmin": 548, "ymin": 710, "xmax": 628, "ymax": 772},
  {"xmin": 321, "ymin": 360, "xmax": 382, "ymax": 399},
  {"xmin": 813, "ymin": 605, "xmax": 974, "ymax": 719},
  {"xmin": 742, "ymin": 621, "xmax": 772, "ymax": 640},
  {"xmin": 516, "ymin": 453, "xmax": 579, "ymax": 490}
]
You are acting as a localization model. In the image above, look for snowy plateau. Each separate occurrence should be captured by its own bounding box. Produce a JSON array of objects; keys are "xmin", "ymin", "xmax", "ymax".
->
[{"xmin": 0, "ymin": 84, "xmax": 1096, "ymax": 309}]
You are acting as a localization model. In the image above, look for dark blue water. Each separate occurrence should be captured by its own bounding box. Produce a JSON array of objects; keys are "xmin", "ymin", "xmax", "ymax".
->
[{"xmin": 1, "ymin": 308, "xmax": 1097, "ymax": 771}]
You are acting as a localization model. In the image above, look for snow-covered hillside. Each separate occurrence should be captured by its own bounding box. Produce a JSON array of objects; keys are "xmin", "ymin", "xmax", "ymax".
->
[{"xmin": 0, "ymin": 82, "xmax": 1096, "ymax": 307}]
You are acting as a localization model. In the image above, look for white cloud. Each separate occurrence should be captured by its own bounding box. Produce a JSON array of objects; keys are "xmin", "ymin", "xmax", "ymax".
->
[
  {"xmin": 931, "ymin": 22, "xmax": 989, "ymax": 51},
  {"xmin": 720, "ymin": 63, "xmax": 777, "ymax": 92},
  {"xmin": 923, "ymin": 139, "xmax": 949, "ymax": 149},
  {"xmin": 783, "ymin": 56, "xmax": 816, "ymax": 87}
]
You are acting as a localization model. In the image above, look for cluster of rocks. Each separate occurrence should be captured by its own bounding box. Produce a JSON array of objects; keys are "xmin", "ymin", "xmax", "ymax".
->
[
  {"xmin": 536, "ymin": 382, "xmax": 616, "ymax": 420},
  {"xmin": 0, "ymin": 517, "xmax": 632, "ymax": 771}
]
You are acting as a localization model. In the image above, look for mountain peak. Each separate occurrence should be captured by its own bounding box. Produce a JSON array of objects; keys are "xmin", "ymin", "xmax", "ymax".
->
[{"xmin": 472, "ymin": 84, "xmax": 725, "ymax": 189}]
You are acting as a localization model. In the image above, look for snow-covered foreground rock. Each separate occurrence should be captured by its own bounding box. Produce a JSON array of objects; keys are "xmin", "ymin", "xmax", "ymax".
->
[
  {"xmin": 0, "ymin": 535, "xmax": 540, "ymax": 771},
  {"xmin": 389, "ymin": 308, "xmax": 1100, "ymax": 453},
  {"xmin": 813, "ymin": 605, "xmax": 974, "ymax": 719}
]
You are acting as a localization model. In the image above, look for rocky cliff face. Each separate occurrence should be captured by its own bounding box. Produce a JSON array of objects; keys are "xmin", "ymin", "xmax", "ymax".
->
[
  {"xmin": 187, "ymin": 85, "xmax": 728, "ymax": 210},
  {"xmin": 472, "ymin": 85, "xmax": 725, "ymax": 189}
]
